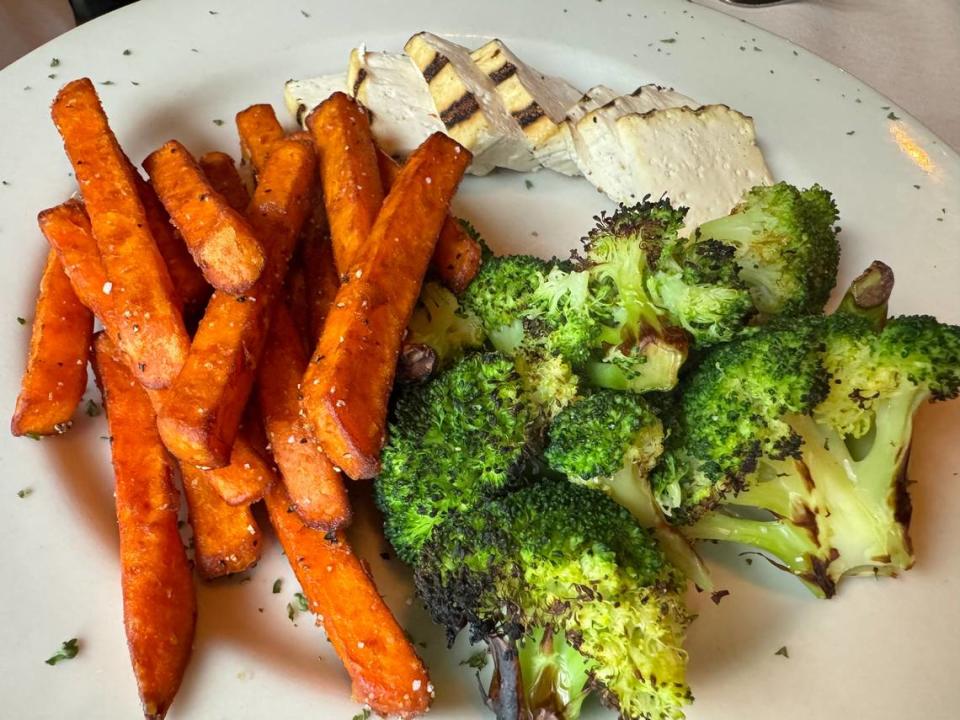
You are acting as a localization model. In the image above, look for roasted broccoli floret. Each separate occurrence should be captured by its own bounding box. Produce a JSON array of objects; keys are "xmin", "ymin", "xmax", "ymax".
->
[
  {"xmin": 647, "ymin": 239, "xmax": 755, "ymax": 346},
  {"xmin": 377, "ymin": 353, "xmax": 539, "ymax": 563},
  {"xmin": 653, "ymin": 311, "xmax": 960, "ymax": 597},
  {"xmin": 576, "ymin": 199, "xmax": 691, "ymax": 391},
  {"xmin": 460, "ymin": 254, "xmax": 549, "ymax": 355},
  {"xmin": 545, "ymin": 390, "xmax": 711, "ymax": 589},
  {"xmin": 415, "ymin": 478, "xmax": 693, "ymax": 720},
  {"xmin": 693, "ymin": 182, "xmax": 840, "ymax": 317},
  {"xmin": 407, "ymin": 281, "xmax": 485, "ymax": 369}
]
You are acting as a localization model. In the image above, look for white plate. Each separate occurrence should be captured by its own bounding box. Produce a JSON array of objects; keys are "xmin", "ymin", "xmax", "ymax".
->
[{"xmin": 0, "ymin": 1, "xmax": 958, "ymax": 719}]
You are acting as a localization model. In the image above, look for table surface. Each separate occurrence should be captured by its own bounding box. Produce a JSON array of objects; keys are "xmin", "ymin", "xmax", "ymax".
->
[{"xmin": 2, "ymin": 0, "xmax": 958, "ymax": 151}]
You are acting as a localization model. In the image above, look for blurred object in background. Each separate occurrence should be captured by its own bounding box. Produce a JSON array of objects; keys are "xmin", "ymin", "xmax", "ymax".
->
[
  {"xmin": 69, "ymin": 0, "xmax": 137, "ymax": 23},
  {"xmin": 0, "ymin": 0, "xmax": 74, "ymax": 69}
]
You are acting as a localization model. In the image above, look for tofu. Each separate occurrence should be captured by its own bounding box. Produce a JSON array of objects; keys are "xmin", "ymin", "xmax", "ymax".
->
[
  {"xmin": 613, "ymin": 84, "xmax": 697, "ymax": 115},
  {"xmin": 615, "ymin": 104, "xmax": 774, "ymax": 232},
  {"xmin": 284, "ymin": 75, "xmax": 347, "ymax": 128},
  {"xmin": 470, "ymin": 39, "xmax": 582, "ymax": 172},
  {"xmin": 405, "ymin": 32, "xmax": 530, "ymax": 174},
  {"xmin": 346, "ymin": 47, "xmax": 446, "ymax": 158},
  {"xmin": 535, "ymin": 85, "xmax": 619, "ymax": 175},
  {"xmin": 570, "ymin": 85, "xmax": 699, "ymax": 200}
]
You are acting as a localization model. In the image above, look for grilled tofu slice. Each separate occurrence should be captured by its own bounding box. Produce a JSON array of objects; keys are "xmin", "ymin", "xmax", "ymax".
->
[
  {"xmin": 615, "ymin": 104, "xmax": 773, "ymax": 231},
  {"xmin": 285, "ymin": 75, "xmax": 348, "ymax": 128},
  {"xmin": 571, "ymin": 85, "xmax": 699, "ymax": 200},
  {"xmin": 470, "ymin": 38, "xmax": 581, "ymax": 172},
  {"xmin": 346, "ymin": 47, "xmax": 446, "ymax": 158},
  {"xmin": 405, "ymin": 31, "xmax": 529, "ymax": 174},
  {"xmin": 535, "ymin": 84, "xmax": 619, "ymax": 175}
]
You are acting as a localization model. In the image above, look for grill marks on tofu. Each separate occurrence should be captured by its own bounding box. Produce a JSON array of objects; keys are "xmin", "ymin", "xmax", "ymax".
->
[
  {"xmin": 405, "ymin": 32, "xmax": 530, "ymax": 173},
  {"xmin": 471, "ymin": 38, "xmax": 581, "ymax": 157}
]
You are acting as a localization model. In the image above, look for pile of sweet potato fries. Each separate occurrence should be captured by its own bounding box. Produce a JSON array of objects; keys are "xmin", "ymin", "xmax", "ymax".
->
[{"xmin": 12, "ymin": 77, "xmax": 481, "ymax": 719}]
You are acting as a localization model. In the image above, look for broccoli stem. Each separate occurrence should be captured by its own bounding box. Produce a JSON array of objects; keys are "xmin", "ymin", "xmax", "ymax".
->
[
  {"xmin": 685, "ymin": 511, "xmax": 828, "ymax": 596},
  {"xmin": 835, "ymin": 261, "xmax": 894, "ymax": 330},
  {"xmin": 603, "ymin": 462, "xmax": 713, "ymax": 591},
  {"xmin": 516, "ymin": 627, "xmax": 593, "ymax": 720}
]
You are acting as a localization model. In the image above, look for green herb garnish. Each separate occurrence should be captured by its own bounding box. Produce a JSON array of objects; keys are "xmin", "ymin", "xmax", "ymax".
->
[
  {"xmin": 272, "ymin": 579, "xmax": 282, "ymax": 594},
  {"xmin": 460, "ymin": 651, "xmax": 488, "ymax": 670},
  {"xmin": 45, "ymin": 638, "xmax": 79, "ymax": 665}
]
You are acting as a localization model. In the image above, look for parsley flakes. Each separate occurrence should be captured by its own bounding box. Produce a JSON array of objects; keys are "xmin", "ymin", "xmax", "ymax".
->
[
  {"xmin": 460, "ymin": 651, "xmax": 488, "ymax": 670},
  {"xmin": 293, "ymin": 592, "xmax": 309, "ymax": 612},
  {"xmin": 45, "ymin": 638, "xmax": 79, "ymax": 665},
  {"xmin": 85, "ymin": 399, "xmax": 101, "ymax": 417},
  {"xmin": 272, "ymin": 579, "xmax": 282, "ymax": 593},
  {"xmin": 17, "ymin": 488, "xmax": 33, "ymax": 499}
]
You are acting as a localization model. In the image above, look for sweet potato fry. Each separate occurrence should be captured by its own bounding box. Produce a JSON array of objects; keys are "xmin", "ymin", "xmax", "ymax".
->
[
  {"xmin": 51, "ymin": 78, "xmax": 189, "ymax": 388},
  {"xmin": 307, "ymin": 92, "xmax": 384, "ymax": 275},
  {"xmin": 157, "ymin": 139, "xmax": 315, "ymax": 468},
  {"xmin": 235, "ymin": 110, "xmax": 334, "ymax": 343},
  {"xmin": 377, "ymin": 150, "xmax": 481, "ymax": 294},
  {"xmin": 179, "ymin": 460, "xmax": 263, "ymax": 579},
  {"xmin": 190, "ymin": 425, "xmax": 273, "ymax": 506},
  {"xmin": 264, "ymin": 480, "xmax": 430, "ymax": 716},
  {"xmin": 235, "ymin": 104, "xmax": 286, "ymax": 174},
  {"xmin": 301, "ymin": 234, "xmax": 339, "ymax": 346},
  {"xmin": 258, "ymin": 303, "xmax": 351, "ymax": 530},
  {"xmin": 285, "ymin": 262, "xmax": 312, "ymax": 346},
  {"xmin": 144, "ymin": 140, "xmax": 265, "ymax": 294},
  {"xmin": 301, "ymin": 133, "xmax": 471, "ymax": 478},
  {"xmin": 39, "ymin": 201, "xmax": 122, "ymax": 334},
  {"xmin": 11, "ymin": 249, "xmax": 93, "ymax": 436},
  {"xmin": 198, "ymin": 151, "xmax": 250, "ymax": 213},
  {"xmin": 430, "ymin": 216, "xmax": 483, "ymax": 294},
  {"xmin": 92, "ymin": 333, "xmax": 195, "ymax": 720},
  {"xmin": 135, "ymin": 176, "xmax": 211, "ymax": 316}
]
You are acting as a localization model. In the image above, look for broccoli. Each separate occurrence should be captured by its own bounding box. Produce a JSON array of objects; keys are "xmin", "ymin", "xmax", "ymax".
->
[
  {"xmin": 407, "ymin": 281, "xmax": 485, "ymax": 369},
  {"xmin": 646, "ymin": 239, "xmax": 755, "ymax": 346},
  {"xmin": 545, "ymin": 390, "xmax": 711, "ymax": 589},
  {"xmin": 460, "ymin": 254, "xmax": 550, "ymax": 356},
  {"xmin": 414, "ymin": 478, "xmax": 693, "ymax": 720},
  {"xmin": 693, "ymin": 182, "xmax": 841, "ymax": 317},
  {"xmin": 653, "ymin": 310, "xmax": 960, "ymax": 597},
  {"xmin": 575, "ymin": 199, "xmax": 692, "ymax": 391},
  {"xmin": 377, "ymin": 353, "xmax": 540, "ymax": 563},
  {"xmin": 377, "ymin": 350, "xmax": 577, "ymax": 563}
]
